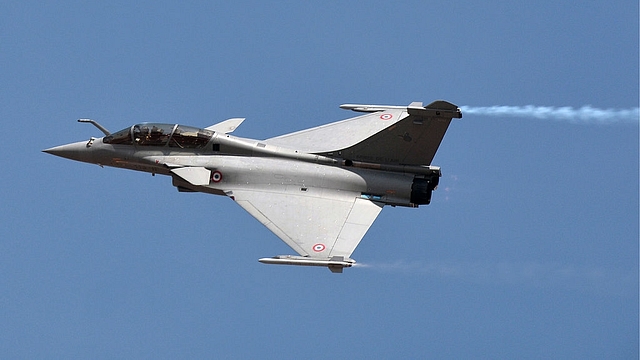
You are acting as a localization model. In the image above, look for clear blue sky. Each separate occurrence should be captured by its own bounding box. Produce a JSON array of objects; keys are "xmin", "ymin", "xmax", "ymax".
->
[{"xmin": 1, "ymin": 1, "xmax": 638, "ymax": 358}]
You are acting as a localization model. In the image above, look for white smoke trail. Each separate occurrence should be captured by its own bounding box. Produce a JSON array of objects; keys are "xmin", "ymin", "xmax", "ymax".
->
[
  {"xmin": 459, "ymin": 105, "xmax": 639, "ymax": 125},
  {"xmin": 355, "ymin": 260, "xmax": 635, "ymax": 294}
]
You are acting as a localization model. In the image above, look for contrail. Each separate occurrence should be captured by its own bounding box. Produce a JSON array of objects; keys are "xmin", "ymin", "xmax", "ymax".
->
[{"xmin": 459, "ymin": 105, "xmax": 639, "ymax": 125}]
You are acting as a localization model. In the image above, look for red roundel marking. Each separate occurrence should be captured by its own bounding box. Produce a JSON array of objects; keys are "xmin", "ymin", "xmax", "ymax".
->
[
  {"xmin": 380, "ymin": 113, "xmax": 393, "ymax": 120},
  {"xmin": 211, "ymin": 171, "xmax": 222, "ymax": 183},
  {"xmin": 312, "ymin": 243, "xmax": 326, "ymax": 252}
]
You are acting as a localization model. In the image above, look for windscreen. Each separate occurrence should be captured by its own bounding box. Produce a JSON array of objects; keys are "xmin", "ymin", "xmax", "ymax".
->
[
  {"xmin": 103, "ymin": 127, "xmax": 133, "ymax": 145},
  {"xmin": 103, "ymin": 123, "xmax": 214, "ymax": 148}
]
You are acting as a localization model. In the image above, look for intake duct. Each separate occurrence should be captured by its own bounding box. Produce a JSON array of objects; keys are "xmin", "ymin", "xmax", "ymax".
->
[{"xmin": 410, "ymin": 176, "xmax": 440, "ymax": 205}]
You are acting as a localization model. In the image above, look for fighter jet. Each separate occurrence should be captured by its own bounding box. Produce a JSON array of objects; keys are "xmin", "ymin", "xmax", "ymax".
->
[{"xmin": 44, "ymin": 101, "xmax": 462, "ymax": 273}]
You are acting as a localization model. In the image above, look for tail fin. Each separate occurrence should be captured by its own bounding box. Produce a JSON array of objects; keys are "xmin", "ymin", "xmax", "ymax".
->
[
  {"xmin": 328, "ymin": 101, "xmax": 462, "ymax": 166},
  {"xmin": 265, "ymin": 101, "xmax": 461, "ymax": 166}
]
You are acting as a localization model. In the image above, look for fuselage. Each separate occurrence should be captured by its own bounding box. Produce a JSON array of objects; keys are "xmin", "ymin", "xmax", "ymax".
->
[
  {"xmin": 44, "ymin": 100, "xmax": 462, "ymax": 272},
  {"xmin": 44, "ymin": 122, "xmax": 441, "ymax": 208}
]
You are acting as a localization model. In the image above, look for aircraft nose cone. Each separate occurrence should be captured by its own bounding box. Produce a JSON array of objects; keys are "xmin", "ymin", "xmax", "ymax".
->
[
  {"xmin": 43, "ymin": 141, "xmax": 93, "ymax": 162},
  {"xmin": 42, "ymin": 145, "xmax": 63, "ymax": 156}
]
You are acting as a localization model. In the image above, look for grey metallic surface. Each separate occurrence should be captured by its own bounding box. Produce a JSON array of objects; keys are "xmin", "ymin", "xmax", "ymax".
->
[{"xmin": 44, "ymin": 101, "xmax": 462, "ymax": 272}]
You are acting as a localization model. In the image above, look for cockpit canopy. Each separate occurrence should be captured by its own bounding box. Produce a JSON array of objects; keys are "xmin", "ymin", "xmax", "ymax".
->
[{"xmin": 103, "ymin": 123, "xmax": 214, "ymax": 149}]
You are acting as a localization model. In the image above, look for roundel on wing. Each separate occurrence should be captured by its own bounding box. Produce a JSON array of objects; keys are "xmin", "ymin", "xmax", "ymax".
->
[{"xmin": 312, "ymin": 243, "xmax": 326, "ymax": 252}]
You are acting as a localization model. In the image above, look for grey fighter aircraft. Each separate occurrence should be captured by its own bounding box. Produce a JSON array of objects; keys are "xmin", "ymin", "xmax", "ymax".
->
[{"xmin": 44, "ymin": 101, "xmax": 462, "ymax": 273}]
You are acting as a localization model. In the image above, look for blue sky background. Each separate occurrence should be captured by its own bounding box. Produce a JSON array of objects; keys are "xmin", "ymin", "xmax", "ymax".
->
[{"xmin": 1, "ymin": 1, "xmax": 638, "ymax": 358}]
